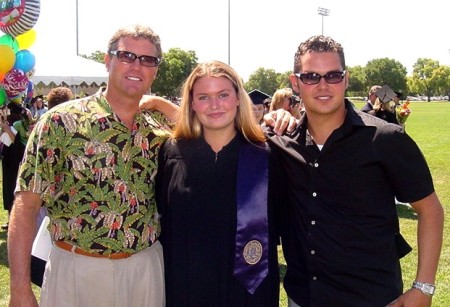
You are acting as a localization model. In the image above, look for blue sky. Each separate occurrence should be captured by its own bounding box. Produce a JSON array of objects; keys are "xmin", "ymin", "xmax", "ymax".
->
[{"xmin": 24, "ymin": 0, "xmax": 450, "ymax": 81}]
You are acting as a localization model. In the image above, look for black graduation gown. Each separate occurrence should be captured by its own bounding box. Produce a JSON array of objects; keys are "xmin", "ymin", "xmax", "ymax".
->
[{"xmin": 156, "ymin": 135, "xmax": 279, "ymax": 307}]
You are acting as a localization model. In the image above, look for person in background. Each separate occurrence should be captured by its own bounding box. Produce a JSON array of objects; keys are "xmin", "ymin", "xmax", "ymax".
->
[
  {"xmin": 270, "ymin": 88, "xmax": 302, "ymax": 119},
  {"xmin": 361, "ymin": 85, "xmax": 381, "ymax": 114},
  {"xmin": 251, "ymin": 98, "xmax": 265, "ymax": 124},
  {"xmin": 8, "ymin": 24, "xmax": 174, "ymax": 307},
  {"xmin": 372, "ymin": 96, "xmax": 399, "ymax": 125},
  {"xmin": 156, "ymin": 61, "xmax": 280, "ymax": 306},
  {"xmin": 266, "ymin": 35, "xmax": 444, "ymax": 307},
  {"xmin": 248, "ymin": 89, "xmax": 271, "ymax": 124},
  {"xmin": 27, "ymin": 95, "xmax": 41, "ymax": 118},
  {"xmin": 393, "ymin": 91, "xmax": 403, "ymax": 107},
  {"xmin": 0, "ymin": 101, "xmax": 30, "ymax": 231},
  {"xmin": 263, "ymin": 97, "xmax": 271, "ymax": 115},
  {"xmin": 34, "ymin": 95, "xmax": 48, "ymax": 119},
  {"xmin": 46, "ymin": 87, "xmax": 74, "ymax": 109}
]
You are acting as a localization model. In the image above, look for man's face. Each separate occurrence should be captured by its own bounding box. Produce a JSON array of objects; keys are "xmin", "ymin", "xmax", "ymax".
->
[
  {"xmin": 105, "ymin": 37, "xmax": 159, "ymax": 101},
  {"xmin": 290, "ymin": 51, "xmax": 348, "ymax": 118}
]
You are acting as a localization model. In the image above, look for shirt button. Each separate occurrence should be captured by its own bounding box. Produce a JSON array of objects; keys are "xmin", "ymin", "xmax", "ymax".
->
[
  {"xmin": 312, "ymin": 276, "xmax": 317, "ymax": 281},
  {"xmin": 314, "ymin": 162, "xmax": 319, "ymax": 167},
  {"xmin": 312, "ymin": 192, "xmax": 317, "ymax": 197},
  {"xmin": 311, "ymin": 220, "xmax": 316, "ymax": 225},
  {"xmin": 311, "ymin": 250, "xmax": 315, "ymax": 255}
]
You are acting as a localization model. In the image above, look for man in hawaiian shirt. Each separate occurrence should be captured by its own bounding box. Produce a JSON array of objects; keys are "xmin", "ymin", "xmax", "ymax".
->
[{"xmin": 8, "ymin": 24, "xmax": 176, "ymax": 307}]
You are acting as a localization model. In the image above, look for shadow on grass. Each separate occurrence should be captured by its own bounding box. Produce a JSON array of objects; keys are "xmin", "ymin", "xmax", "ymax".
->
[
  {"xmin": 0, "ymin": 229, "xmax": 8, "ymax": 268},
  {"xmin": 396, "ymin": 204, "xmax": 418, "ymax": 221},
  {"xmin": 279, "ymin": 264, "xmax": 287, "ymax": 282}
]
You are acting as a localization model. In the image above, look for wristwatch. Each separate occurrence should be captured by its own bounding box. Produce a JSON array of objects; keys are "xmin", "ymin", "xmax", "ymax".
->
[{"xmin": 412, "ymin": 281, "xmax": 435, "ymax": 296}]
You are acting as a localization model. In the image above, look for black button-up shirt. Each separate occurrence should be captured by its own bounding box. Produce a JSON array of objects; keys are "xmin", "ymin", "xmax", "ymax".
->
[{"xmin": 268, "ymin": 100, "xmax": 434, "ymax": 307}]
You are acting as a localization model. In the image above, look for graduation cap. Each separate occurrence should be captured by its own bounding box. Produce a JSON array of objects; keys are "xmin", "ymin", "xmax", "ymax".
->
[
  {"xmin": 30, "ymin": 95, "xmax": 44, "ymax": 104},
  {"xmin": 248, "ymin": 89, "xmax": 271, "ymax": 105},
  {"xmin": 394, "ymin": 91, "xmax": 404, "ymax": 100},
  {"xmin": 375, "ymin": 85, "xmax": 397, "ymax": 103}
]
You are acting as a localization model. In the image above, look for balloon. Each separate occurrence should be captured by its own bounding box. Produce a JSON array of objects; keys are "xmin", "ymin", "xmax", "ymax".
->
[
  {"xmin": 0, "ymin": 34, "xmax": 19, "ymax": 52},
  {"xmin": 13, "ymin": 49, "xmax": 36, "ymax": 73},
  {"xmin": 0, "ymin": 45, "xmax": 16, "ymax": 74},
  {"xmin": 0, "ymin": 71, "xmax": 5, "ymax": 82},
  {"xmin": 9, "ymin": 94, "xmax": 23, "ymax": 105},
  {"xmin": 0, "ymin": 0, "xmax": 41, "ymax": 37},
  {"xmin": 0, "ymin": 87, "xmax": 7, "ymax": 107},
  {"xmin": 16, "ymin": 29, "xmax": 37, "ymax": 49},
  {"xmin": 24, "ymin": 80, "xmax": 34, "ymax": 104},
  {"xmin": 26, "ymin": 67, "xmax": 35, "ymax": 79},
  {"xmin": 3, "ymin": 69, "xmax": 29, "ymax": 98}
]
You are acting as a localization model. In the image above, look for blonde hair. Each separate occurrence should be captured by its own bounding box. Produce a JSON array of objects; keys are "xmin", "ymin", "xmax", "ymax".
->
[
  {"xmin": 173, "ymin": 61, "xmax": 265, "ymax": 143},
  {"xmin": 270, "ymin": 88, "xmax": 293, "ymax": 112}
]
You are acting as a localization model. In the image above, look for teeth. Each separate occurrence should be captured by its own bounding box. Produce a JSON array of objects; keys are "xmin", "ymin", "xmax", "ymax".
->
[{"xmin": 127, "ymin": 77, "xmax": 140, "ymax": 81}]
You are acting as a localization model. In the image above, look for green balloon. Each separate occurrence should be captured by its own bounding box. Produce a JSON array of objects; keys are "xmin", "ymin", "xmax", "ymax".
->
[
  {"xmin": 0, "ymin": 87, "xmax": 7, "ymax": 108},
  {"xmin": 0, "ymin": 34, "xmax": 19, "ymax": 53}
]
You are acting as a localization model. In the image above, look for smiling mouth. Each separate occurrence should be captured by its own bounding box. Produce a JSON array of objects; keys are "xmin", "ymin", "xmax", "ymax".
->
[{"xmin": 126, "ymin": 76, "xmax": 141, "ymax": 81}]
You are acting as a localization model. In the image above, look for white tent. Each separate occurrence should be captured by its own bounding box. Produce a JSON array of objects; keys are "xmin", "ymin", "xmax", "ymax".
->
[{"xmin": 30, "ymin": 51, "xmax": 108, "ymax": 87}]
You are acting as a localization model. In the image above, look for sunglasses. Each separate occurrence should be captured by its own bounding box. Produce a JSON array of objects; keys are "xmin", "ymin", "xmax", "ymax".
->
[
  {"xmin": 109, "ymin": 50, "xmax": 160, "ymax": 67},
  {"xmin": 295, "ymin": 70, "xmax": 346, "ymax": 85}
]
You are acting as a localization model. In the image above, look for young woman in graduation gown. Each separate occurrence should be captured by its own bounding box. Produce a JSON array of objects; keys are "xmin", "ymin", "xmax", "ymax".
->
[{"xmin": 155, "ymin": 61, "xmax": 280, "ymax": 307}]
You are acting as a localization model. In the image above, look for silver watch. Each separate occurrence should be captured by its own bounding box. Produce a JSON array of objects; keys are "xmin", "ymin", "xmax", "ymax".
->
[{"xmin": 412, "ymin": 281, "xmax": 435, "ymax": 296}]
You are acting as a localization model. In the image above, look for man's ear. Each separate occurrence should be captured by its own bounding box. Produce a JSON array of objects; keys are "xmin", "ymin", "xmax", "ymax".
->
[
  {"xmin": 344, "ymin": 70, "xmax": 350, "ymax": 89},
  {"xmin": 290, "ymin": 74, "xmax": 300, "ymax": 94}
]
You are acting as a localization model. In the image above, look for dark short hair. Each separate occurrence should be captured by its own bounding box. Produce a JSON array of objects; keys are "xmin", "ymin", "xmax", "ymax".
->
[{"xmin": 293, "ymin": 35, "xmax": 345, "ymax": 73}]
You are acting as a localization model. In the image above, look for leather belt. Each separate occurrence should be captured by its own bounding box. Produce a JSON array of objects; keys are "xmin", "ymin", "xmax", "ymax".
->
[{"xmin": 55, "ymin": 241, "xmax": 133, "ymax": 260}]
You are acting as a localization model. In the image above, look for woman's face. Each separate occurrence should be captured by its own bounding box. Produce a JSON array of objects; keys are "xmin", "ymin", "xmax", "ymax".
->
[
  {"xmin": 191, "ymin": 76, "xmax": 239, "ymax": 136},
  {"xmin": 252, "ymin": 104, "xmax": 265, "ymax": 123},
  {"xmin": 36, "ymin": 99, "xmax": 43, "ymax": 108}
]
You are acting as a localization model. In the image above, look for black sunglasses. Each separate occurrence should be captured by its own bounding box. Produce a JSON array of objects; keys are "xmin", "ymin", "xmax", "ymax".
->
[
  {"xmin": 110, "ymin": 50, "xmax": 160, "ymax": 67},
  {"xmin": 295, "ymin": 70, "xmax": 346, "ymax": 85}
]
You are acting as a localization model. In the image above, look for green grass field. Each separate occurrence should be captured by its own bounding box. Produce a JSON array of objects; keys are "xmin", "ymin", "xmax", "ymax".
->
[{"xmin": 0, "ymin": 102, "xmax": 449, "ymax": 306}]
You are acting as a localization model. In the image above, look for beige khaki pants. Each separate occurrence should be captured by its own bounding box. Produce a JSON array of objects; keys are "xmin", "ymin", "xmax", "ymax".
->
[{"xmin": 40, "ymin": 241, "xmax": 165, "ymax": 307}]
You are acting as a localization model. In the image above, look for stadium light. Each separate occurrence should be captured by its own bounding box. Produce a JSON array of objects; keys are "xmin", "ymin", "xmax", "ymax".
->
[{"xmin": 317, "ymin": 7, "xmax": 330, "ymax": 35}]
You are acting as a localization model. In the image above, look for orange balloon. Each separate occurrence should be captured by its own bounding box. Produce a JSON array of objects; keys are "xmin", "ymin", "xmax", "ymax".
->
[
  {"xmin": 16, "ymin": 29, "xmax": 37, "ymax": 50},
  {"xmin": 0, "ymin": 71, "xmax": 5, "ymax": 82},
  {"xmin": 0, "ymin": 45, "xmax": 16, "ymax": 74}
]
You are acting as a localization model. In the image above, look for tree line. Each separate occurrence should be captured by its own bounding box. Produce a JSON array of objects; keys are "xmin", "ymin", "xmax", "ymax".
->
[{"xmin": 83, "ymin": 49, "xmax": 450, "ymax": 102}]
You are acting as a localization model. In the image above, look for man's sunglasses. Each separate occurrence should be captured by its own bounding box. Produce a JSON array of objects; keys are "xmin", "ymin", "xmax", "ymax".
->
[
  {"xmin": 294, "ymin": 71, "xmax": 346, "ymax": 85},
  {"xmin": 109, "ymin": 50, "xmax": 160, "ymax": 67}
]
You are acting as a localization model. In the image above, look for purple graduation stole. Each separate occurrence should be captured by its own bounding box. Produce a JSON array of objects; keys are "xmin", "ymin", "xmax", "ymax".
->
[{"xmin": 233, "ymin": 142, "xmax": 269, "ymax": 294}]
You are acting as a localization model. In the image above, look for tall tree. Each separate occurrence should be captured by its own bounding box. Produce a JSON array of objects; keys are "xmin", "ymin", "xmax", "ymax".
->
[
  {"xmin": 346, "ymin": 65, "xmax": 366, "ymax": 97},
  {"xmin": 80, "ymin": 51, "xmax": 105, "ymax": 64},
  {"xmin": 245, "ymin": 68, "xmax": 283, "ymax": 96},
  {"xmin": 152, "ymin": 48, "xmax": 198, "ymax": 97},
  {"xmin": 409, "ymin": 58, "xmax": 444, "ymax": 101},
  {"xmin": 365, "ymin": 58, "xmax": 407, "ymax": 94}
]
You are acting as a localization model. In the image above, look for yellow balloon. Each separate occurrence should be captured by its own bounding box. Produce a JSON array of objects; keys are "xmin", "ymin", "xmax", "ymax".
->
[
  {"xmin": 0, "ymin": 45, "xmax": 16, "ymax": 74},
  {"xmin": 16, "ymin": 29, "xmax": 37, "ymax": 50}
]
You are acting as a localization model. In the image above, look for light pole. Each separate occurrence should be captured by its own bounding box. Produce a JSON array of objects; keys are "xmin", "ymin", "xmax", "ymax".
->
[
  {"xmin": 317, "ymin": 7, "xmax": 330, "ymax": 35},
  {"xmin": 76, "ymin": 0, "xmax": 79, "ymax": 55},
  {"xmin": 228, "ymin": 0, "xmax": 230, "ymax": 65}
]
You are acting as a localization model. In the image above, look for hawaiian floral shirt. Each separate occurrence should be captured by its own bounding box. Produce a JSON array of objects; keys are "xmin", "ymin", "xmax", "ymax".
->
[{"xmin": 16, "ymin": 90, "xmax": 170, "ymax": 254}]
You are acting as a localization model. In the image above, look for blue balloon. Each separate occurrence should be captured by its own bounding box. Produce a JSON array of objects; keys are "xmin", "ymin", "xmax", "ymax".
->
[{"xmin": 13, "ymin": 49, "xmax": 36, "ymax": 73}]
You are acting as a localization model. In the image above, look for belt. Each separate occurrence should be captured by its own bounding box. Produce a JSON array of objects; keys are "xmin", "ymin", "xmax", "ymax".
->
[{"xmin": 55, "ymin": 241, "xmax": 133, "ymax": 260}]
